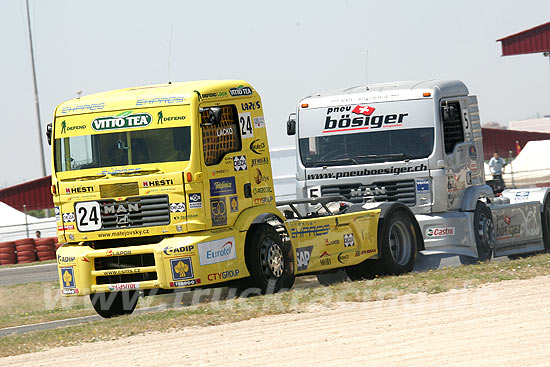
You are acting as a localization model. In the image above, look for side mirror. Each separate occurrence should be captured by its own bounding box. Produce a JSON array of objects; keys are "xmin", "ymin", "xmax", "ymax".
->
[
  {"xmin": 287, "ymin": 113, "xmax": 296, "ymax": 135},
  {"xmin": 46, "ymin": 123, "xmax": 52, "ymax": 145}
]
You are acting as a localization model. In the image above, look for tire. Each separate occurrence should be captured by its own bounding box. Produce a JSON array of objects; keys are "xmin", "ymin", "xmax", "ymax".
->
[
  {"xmin": 35, "ymin": 245, "xmax": 54, "ymax": 252},
  {"xmin": 0, "ymin": 241, "xmax": 15, "ymax": 250},
  {"xmin": 15, "ymin": 239, "xmax": 35, "ymax": 247},
  {"xmin": 459, "ymin": 201, "xmax": 495, "ymax": 265},
  {"xmin": 0, "ymin": 258, "xmax": 16, "ymax": 265},
  {"xmin": 242, "ymin": 224, "xmax": 295, "ymax": 295},
  {"xmin": 0, "ymin": 253, "xmax": 16, "ymax": 260},
  {"xmin": 15, "ymin": 244, "xmax": 35, "ymax": 252},
  {"xmin": 346, "ymin": 208, "xmax": 417, "ymax": 279},
  {"xmin": 90, "ymin": 291, "xmax": 139, "ymax": 318},
  {"xmin": 316, "ymin": 270, "xmax": 348, "ymax": 285}
]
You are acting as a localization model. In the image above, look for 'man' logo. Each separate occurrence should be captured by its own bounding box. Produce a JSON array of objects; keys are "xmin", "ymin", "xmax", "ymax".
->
[{"xmin": 92, "ymin": 111, "xmax": 152, "ymax": 131}]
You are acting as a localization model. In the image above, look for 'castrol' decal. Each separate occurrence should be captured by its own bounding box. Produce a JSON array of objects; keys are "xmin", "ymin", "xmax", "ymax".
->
[{"xmin": 426, "ymin": 227, "xmax": 455, "ymax": 237}]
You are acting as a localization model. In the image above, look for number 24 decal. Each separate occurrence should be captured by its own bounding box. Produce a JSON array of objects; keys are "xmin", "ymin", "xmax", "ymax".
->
[{"xmin": 238, "ymin": 112, "xmax": 254, "ymax": 138}]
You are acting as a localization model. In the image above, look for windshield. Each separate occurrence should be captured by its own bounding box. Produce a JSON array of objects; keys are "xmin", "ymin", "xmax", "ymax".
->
[
  {"xmin": 54, "ymin": 126, "xmax": 191, "ymax": 172},
  {"xmin": 299, "ymin": 128, "xmax": 434, "ymax": 168}
]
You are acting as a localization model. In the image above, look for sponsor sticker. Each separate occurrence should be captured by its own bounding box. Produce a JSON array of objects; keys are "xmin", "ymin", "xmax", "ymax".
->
[
  {"xmin": 249, "ymin": 139, "xmax": 266, "ymax": 155},
  {"xmin": 198, "ymin": 236, "xmax": 237, "ymax": 265},
  {"xmin": 207, "ymin": 269, "xmax": 240, "ymax": 281},
  {"xmin": 170, "ymin": 258, "xmax": 194, "ymax": 280},
  {"xmin": 320, "ymin": 251, "xmax": 331, "ymax": 266},
  {"xmin": 469, "ymin": 146, "xmax": 477, "ymax": 160},
  {"xmin": 209, "ymin": 177, "xmax": 237, "ymax": 197},
  {"xmin": 55, "ymin": 206, "xmax": 61, "ymax": 222},
  {"xmin": 241, "ymin": 101, "xmax": 261, "ymax": 111},
  {"xmin": 60, "ymin": 267, "xmax": 75, "ymax": 289},
  {"xmin": 163, "ymin": 244, "xmax": 195, "ymax": 256},
  {"xmin": 188, "ymin": 193, "xmax": 202, "ymax": 209},
  {"xmin": 253, "ymin": 116, "xmax": 265, "ymax": 128},
  {"xmin": 251, "ymin": 157, "xmax": 269, "ymax": 166},
  {"xmin": 337, "ymin": 252, "xmax": 350, "ymax": 264},
  {"xmin": 107, "ymin": 282, "xmax": 140, "ymax": 291},
  {"xmin": 92, "ymin": 111, "xmax": 152, "ymax": 131},
  {"xmin": 426, "ymin": 227, "xmax": 455, "ymax": 237},
  {"xmin": 170, "ymin": 202, "xmax": 186, "ymax": 213},
  {"xmin": 170, "ymin": 279, "xmax": 201, "ymax": 287},
  {"xmin": 229, "ymin": 85, "xmax": 253, "ymax": 96},
  {"xmin": 62, "ymin": 212, "xmax": 75, "ymax": 222},
  {"xmin": 229, "ymin": 196, "xmax": 239, "ymax": 212},
  {"xmin": 344, "ymin": 233, "xmax": 355, "ymax": 247},
  {"xmin": 416, "ymin": 179, "xmax": 430, "ymax": 193},
  {"xmin": 515, "ymin": 191, "xmax": 529, "ymax": 201},
  {"xmin": 62, "ymin": 288, "xmax": 79, "ymax": 295},
  {"xmin": 296, "ymin": 246, "xmax": 313, "ymax": 271},
  {"xmin": 210, "ymin": 197, "xmax": 227, "ymax": 226},
  {"xmin": 289, "ymin": 223, "xmax": 330, "ymax": 238},
  {"xmin": 233, "ymin": 155, "xmax": 247, "ymax": 171}
]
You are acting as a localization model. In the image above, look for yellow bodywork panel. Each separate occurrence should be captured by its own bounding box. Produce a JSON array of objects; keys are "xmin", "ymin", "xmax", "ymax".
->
[{"xmin": 286, "ymin": 209, "xmax": 380, "ymax": 274}]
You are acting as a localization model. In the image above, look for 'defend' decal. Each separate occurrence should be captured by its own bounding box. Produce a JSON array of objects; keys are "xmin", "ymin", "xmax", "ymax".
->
[{"xmin": 91, "ymin": 111, "xmax": 152, "ymax": 131}]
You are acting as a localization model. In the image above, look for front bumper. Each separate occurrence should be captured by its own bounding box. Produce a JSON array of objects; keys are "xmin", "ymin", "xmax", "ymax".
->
[{"xmin": 56, "ymin": 228, "xmax": 249, "ymax": 296}]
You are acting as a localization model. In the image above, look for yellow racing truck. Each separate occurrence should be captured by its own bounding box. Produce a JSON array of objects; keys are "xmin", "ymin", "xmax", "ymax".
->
[{"xmin": 48, "ymin": 80, "xmax": 423, "ymax": 317}]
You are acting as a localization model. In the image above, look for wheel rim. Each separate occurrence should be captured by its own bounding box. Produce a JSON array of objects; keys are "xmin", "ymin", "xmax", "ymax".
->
[
  {"xmin": 261, "ymin": 239, "xmax": 284, "ymax": 278},
  {"xmin": 478, "ymin": 212, "xmax": 495, "ymax": 251},
  {"xmin": 388, "ymin": 221, "xmax": 413, "ymax": 266}
]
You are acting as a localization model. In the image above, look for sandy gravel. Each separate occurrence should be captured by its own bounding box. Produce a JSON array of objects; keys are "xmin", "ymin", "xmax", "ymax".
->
[{"xmin": 3, "ymin": 276, "xmax": 550, "ymax": 367}]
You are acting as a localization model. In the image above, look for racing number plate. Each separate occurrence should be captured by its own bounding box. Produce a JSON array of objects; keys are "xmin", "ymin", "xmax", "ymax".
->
[{"xmin": 75, "ymin": 201, "xmax": 102, "ymax": 232}]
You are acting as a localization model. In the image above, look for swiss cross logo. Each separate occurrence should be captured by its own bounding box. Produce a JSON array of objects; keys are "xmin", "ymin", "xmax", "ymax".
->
[
  {"xmin": 352, "ymin": 105, "xmax": 375, "ymax": 116},
  {"xmin": 143, "ymin": 181, "xmax": 149, "ymax": 187},
  {"xmin": 504, "ymin": 216, "xmax": 511, "ymax": 225}
]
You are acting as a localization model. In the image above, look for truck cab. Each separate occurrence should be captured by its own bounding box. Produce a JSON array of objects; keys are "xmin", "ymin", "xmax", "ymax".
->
[{"xmin": 289, "ymin": 80, "xmax": 550, "ymax": 261}]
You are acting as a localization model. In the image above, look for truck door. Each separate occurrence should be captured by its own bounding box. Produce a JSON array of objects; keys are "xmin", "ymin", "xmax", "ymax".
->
[
  {"xmin": 200, "ymin": 104, "xmax": 250, "ymax": 228},
  {"xmin": 440, "ymin": 97, "xmax": 481, "ymax": 210}
]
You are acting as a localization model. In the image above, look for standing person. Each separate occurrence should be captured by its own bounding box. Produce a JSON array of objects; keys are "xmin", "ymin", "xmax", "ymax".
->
[{"xmin": 488, "ymin": 152, "xmax": 506, "ymax": 181}]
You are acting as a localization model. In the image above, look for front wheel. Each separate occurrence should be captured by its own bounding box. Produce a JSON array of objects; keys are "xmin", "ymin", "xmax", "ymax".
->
[
  {"xmin": 90, "ymin": 291, "xmax": 139, "ymax": 318},
  {"xmin": 459, "ymin": 201, "xmax": 495, "ymax": 265},
  {"xmin": 243, "ymin": 224, "xmax": 295, "ymax": 295}
]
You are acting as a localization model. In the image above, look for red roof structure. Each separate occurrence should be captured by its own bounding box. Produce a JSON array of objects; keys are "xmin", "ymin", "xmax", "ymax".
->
[
  {"xmin": 0, "ymin": 176, "xmax": 53, "ymax": 212},
  {"xmin": 497, "ymin": 22, "xmax": 550, "ymax": 56}
]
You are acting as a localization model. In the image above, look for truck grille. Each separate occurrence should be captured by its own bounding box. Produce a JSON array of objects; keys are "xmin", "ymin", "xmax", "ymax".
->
[
  {"xmin": 321, "ymin": 179, "xmax": 416, "ymax": 206},
  {"xmin": 95, "ymin": 253, "xmax": 157, "ymax": 285},
  {"xmin": 99, "ymin": 195, "xmax": 170, "ymax": 230}
]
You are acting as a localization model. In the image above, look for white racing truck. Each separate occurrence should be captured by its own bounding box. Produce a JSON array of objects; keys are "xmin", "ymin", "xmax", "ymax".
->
[{"xmin": 287, "ymin": 80, "xmax": 550, "ymax": 265}]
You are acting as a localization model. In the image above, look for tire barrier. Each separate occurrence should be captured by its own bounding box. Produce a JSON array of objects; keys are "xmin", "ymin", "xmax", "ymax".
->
[
  {"xmin": 0, "ymin": 241, "xmax": 16, "ymax": 265},
  {"xmin": 0, "ymin": 237, "xmax": 60, "ymax": 266}
]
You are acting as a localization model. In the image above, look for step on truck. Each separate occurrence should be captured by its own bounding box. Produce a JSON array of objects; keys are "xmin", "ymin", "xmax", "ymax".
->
[
  {"xmin": 287, "ymin": 80, "xmax": 550, "ymax": 265},
  {"xmin": 48, "ymin": 80, "xmax": 423, "ymax": 318}
]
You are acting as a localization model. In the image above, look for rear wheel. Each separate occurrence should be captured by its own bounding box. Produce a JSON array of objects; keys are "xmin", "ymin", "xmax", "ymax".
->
[
  {"xmin": 90, "ymin": 291, "xmax": 139, "ymax": 318},
  {"xmin": 459, "ymin": 201, "xmax": 494, "ymax": 265},
  {"xmin": 346, "ymin": 208, "xmax": 417, "ymax": 279},
  {"xmin": 242, "ymin": 224, "xmax": 295, "ymax": 295}
]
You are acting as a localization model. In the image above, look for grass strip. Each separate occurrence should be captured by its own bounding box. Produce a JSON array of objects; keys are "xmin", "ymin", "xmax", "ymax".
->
[{"xmin": 1, "ymin": 253, "xmax": 550, "ymax": 358}]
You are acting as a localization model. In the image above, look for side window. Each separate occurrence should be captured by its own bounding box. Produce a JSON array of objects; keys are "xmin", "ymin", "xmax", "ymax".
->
[
  {"xmin": 202, "ymin": 105, "xmax": 242, "ymax": 165},
  {"xmin": 441, "ymin": 101, "xmax": 464, "ymax": 154}
]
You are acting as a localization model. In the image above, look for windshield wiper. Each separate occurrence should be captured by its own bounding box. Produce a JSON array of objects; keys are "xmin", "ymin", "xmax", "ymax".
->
[
  {"xmin": 360, "ymin": 153, "xmax": 412, "ymax": 161},
  {"xmin": 313, "ymin": 157, "xmax": 358, "ymax": 167},
  {"xmin": 110, "ymin": 168, "xmax": 164, "ymax": 176},
  {"xmin": 60, "ymin": 174, "xmax": 107, "ymax": 182}
]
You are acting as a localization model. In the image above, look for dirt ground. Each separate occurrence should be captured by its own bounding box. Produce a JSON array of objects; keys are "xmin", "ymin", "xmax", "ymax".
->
[{"xmin": 3, "ymin": 276, "xmax": 550, "ymax": 367}]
